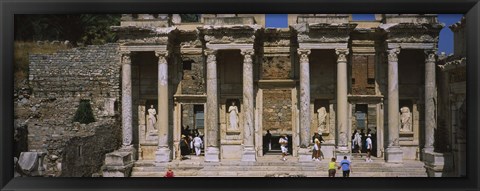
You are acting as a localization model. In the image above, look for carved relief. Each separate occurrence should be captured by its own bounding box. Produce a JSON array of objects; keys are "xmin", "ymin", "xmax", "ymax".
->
[{"xmin": 400, "ymin": 106, "xmax": 412, "ymax": 132}]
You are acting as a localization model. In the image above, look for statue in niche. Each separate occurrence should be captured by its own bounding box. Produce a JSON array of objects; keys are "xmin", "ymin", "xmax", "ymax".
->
[
  {"xmin": 228, "ymin": 101, "xmax": 239, "ymax": 130},
  {"xmin": 147, "ymin": 105, "xmax": 157, "ymax": 131},
  {"xmin": 317, "ymin": 107, "xmax": 327, "ymax": 133},
  {"xmin": 400, "ymin": 106, "xmax": 412, "ymax": 132}
]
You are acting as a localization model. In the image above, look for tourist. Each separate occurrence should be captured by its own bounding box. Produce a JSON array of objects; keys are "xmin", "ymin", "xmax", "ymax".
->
[
  {"xmin": 366, "ymin": 134, "xmax": 373, "ymax": 162},
  {"xmin": 265, "ymin": 130, "xmax": 272, "ymax": 151},
  {"xmin": 328, "ymin": 158, "xmax": 340, "ymax": 177},
  {"xmin": 164, "ymin": 167, "xmax": 174, "ymax": 177},
  {"xmin": 311, "ymin": 131, "xmax": 324, "ymax": 160},
  {"xmin": 353, "ymin": 130, "xmax": 362, "ymax": 154},
  {"xmin": 193, "ymin": 135, "xmax": 203, "ymax": 156},
  {"xmin": 180, "ymin": 135, "xmax": 190, "ymax": 160},
  {"xmin": 312, "ymin": 138, "xmax": 321, "ymax": 161},
  {"xmin": 360, "ymin": 129, "xmax": 366, "ymax": 153},
  {"xmin": 340, "ymin": 156, "xmax": 352, "ymax": 177},
  {"xmin": 279, "ymin": 134, "xmax": 288, "ymax": 161}
]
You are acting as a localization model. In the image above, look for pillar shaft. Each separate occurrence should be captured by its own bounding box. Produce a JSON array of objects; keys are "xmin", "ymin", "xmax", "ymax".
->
[
  {"xmin": 424, "ymin": 50, "xmax": 437, "ymax": 149},
  {"xmin": 335, "ymin": 48, "xmax": 349, "ymax": 149},
  {"xmin": 205, "ymin": 49, "xmax": 220, "ymax": 162},
  {"xmin": 387, "ymin": 48, "xmax": 400, "ymax": 147},
  {"xmin": 156, "ymin": 50, "xmax": 169, "ymax": 147},
  {"xmin": 155, "ymin": 50, "xmax": 171, "ymax": 163},
  {"xmin": 241, "ymin": 49, "xmax": 256, "ymax": 161},
  {"xmin": 121, "ymin": 51, "xmax": 133, "ymax": 146},
  {"xmin": 298, "ymin": 48, "xmax": 311, "ymax": 148}
]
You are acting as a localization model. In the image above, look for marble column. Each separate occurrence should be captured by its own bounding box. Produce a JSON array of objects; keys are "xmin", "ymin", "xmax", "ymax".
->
[
  {"xmin": 155, "ymin": 50, "xmax": 171, "ymax": 163},
  {"xmin": 335, "ymin": 48, "xmax": 350, "ymax": 161},
  {"xmin": 121, "ymin": 51, "xmax": 133, "ymax": 148},
  {"xmin": 297, "ymin": 48, "xmax": 311, "ymax": 161},
  {"xmin": 118, "ymin": 50, "xmax": 137, "ymax": 161},
  {"xmin": 205, "ymin": 49, "xmax": 220, "ymax": 162},
  {"xmin": 385, "ymin": 48, "xmax": 403, "ymax": 163},
  {"xmin": 424, "ymin": 50, "xmax": 437, "ymax": 152},
  {"xmin": 241, "ymin": 49, "xmax": 256, "ymax": 161}
]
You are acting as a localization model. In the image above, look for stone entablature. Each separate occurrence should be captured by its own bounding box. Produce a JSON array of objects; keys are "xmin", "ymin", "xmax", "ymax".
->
[{"xmin": 383, "ymin": 14, "xmax": 439, "ymax": 24}]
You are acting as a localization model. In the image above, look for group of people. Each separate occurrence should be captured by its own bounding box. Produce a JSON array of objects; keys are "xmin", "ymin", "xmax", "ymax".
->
[
  {"xmin": 180, "ymin": 126, "xmax": 203, "ymax": 160},
  {"xmin": 328, "ymin": 156, "xmax": 353, "ymax": 177},
  {"xmin": 352, "ymin": 129, "xmax": 374, "ymax": 162}
]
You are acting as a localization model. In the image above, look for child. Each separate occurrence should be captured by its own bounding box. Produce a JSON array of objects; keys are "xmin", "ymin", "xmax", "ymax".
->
[{"xmin": 328, "ymin": 158, "xmax": 339, "ymax": 177}]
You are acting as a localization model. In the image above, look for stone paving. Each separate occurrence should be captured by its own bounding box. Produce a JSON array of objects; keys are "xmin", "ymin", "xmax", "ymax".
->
[{"xmin": 131, "ymin": 154, "xmax": 428, "ymax": 177}]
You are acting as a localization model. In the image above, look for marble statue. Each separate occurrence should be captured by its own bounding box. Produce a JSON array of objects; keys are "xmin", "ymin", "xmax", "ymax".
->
[
  {"xmin": 317, "ymin": 107, "xmax": 327, "ymax": 132},
  {"xmin": 228, "ymin": 101, "xmax": 239, "ymax": 130},
  {"xmin": 400, "ymin": 106, "xmax": 412, "ymax": 132},
  {"xmin": 148, "ymin": 105, "xmax": 157, "ymax": 130}
]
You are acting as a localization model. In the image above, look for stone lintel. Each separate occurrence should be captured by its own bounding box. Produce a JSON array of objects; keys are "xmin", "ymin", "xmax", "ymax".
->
[
  {"xmin": 257, "ymin": 80, "xmax": 297, "ymax": 88},
  {"xmin": 120, "ymin": 45, "xmax": 167, "ymax": 52},
  {"xmin": 299, "ymin": 43, "xmax": 347, "ymax": 50},
  {"xmin": 173, "ymin": 94, "xmax": 207, "ymax": 103},
  {"xmin": 387, "ymin": 43, "xmax": 435, "ymax": 50},
  {"xmin": 263, "ymin": 47, "xmax": 290, "ymax": 54},
  {"xmin": 180, "ymin": 48, "xmax": 203, "ymax": 55},
  {"xmin": 206, "ymin": 43, "xmax": 253, "ymax": 50}
]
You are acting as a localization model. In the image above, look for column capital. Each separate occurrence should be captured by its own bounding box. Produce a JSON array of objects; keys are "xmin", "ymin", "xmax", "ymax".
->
[
  {"xmin": 240, "ymin": 49, "xmax": 255, "ymax": 56},
  {"xmin": 155, "ymin": 50, "xmax": 169, "ymax": 58},
  {"xmin": 121, "ymin": 51, "xmax": 131, "ymax": 65},
  {"xmin": 297, "ymin": 48, "xmax": 311, "ymax": 56},
  {"xmin": 204, "ymin": 49, "xmax": 218, "ymax": 56},
  {"xmin": 424, "ymin": 49, "xmax": 437, "ymax": 63},
  {"xmin": 335, "ymin": 48, "xmax": 349, "ymax": 63},
  {"xmin": 387, "ymin": 48, "xmax": 401, "ymax": 62}
]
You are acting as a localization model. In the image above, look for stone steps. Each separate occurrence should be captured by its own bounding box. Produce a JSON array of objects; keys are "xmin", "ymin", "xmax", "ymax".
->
[{"xmin": 131, "ymin": 159, "xmax": 428, "ymax": 177}]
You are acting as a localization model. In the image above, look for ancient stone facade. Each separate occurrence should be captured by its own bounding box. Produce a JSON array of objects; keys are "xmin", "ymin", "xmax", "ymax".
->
[{"xmin": 22, "ymin": 14, "xmax": 465, "ymax": 177}]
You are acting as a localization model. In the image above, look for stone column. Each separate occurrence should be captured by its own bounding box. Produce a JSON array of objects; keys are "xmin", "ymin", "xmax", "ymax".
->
[
  {"xmin": 205, "ymin": 49, "xmax": 220, "ymax": 162},
  {"xmin": 335, "ymin": 48, "xmax": 350, "ymax": 161},
  {"xmin": 297, "ymin": 48, "xmax": 312, "ymax": 161},
  {"xmin": 155, "ymin": 50, "xmax": 171, "ymax": 163},
  {"xmin": 121, "ymin": 51, "xmax": 133, "ymax": 148},
  {"xmin": 424, "ymin": 50, "xmax": 437, "ymax": 152},
  {"xmin": 385, "ymin": 48, "xmax": 403, "ymax": 163},
  {"xmin": 241, "ymin": 49, "xmax": 256, "ymax": 161}
]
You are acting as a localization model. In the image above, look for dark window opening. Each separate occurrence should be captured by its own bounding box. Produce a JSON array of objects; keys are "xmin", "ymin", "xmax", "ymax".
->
[
  {"xmin": 352, "ymin": 78, "xmax": 356, "ymax": 84},
  {"xmin": 183, "ymin": 60, "xmax": 193, "ymax": 70},
  {"xmin": 367, "ymin": 78, "xmax": 375, "ymax": 85},
  {"xmin": 180, "ymin": 14, "xmax": 200, "ymax": 23}
]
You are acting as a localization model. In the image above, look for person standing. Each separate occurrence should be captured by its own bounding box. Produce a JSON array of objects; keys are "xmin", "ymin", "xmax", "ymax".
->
[
  {"xmin": 353, "ymin": 130, "xmax": 362, "ymax": 154},
  {"xmin": 193, "ymin": 135, "xmax": 203, "ymax": 156},
  {"xmin": 164, "ymin": 167, "xmax": 174, "ymax": 177},
  {"xmin": 279, "ymin": 135, "xmax": 289, "ymax": 161},
  {"xmin": 180, "ymin": 135, "xmax": 190, "ymax": 160},
  {"xmin": 328, "ymin": 158, "xmax": 340, "ymax": 177},
  {"xmin": 311, "ymin": 131, "xmax": 324, "ymax": 160},
  {"xmin": 366, "ymin": 134, "xmax": 373, "ymax": 162},
  {"xmin": 265, "ymin": 130, "xmax": 272, "ymax": 151},
  {"xmin": 313, "ymin": 138, "xmax": 321, "ymax": 161},
  {"xmin": 340, "ymin": 156, "xmax": 352, "ymax": 177}
]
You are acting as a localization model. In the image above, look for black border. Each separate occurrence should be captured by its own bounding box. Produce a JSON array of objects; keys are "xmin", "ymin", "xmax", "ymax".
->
[{"xmin": 1, "ymin": 0, "xmax": 479, "ymax": 191}]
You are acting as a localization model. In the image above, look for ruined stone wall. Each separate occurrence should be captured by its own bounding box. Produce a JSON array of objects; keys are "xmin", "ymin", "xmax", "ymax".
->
[
  {"xmin": 29, "ymin": 44, "xmax": 121, "ymax": 99},
  {"xmin": 16, "ymin": 43, "xmax": 123, "ymax": 176},
  {"xmin": 261, "ymin": 56, "xmax": 292, "ymax": 79},
  {"xmin": 181, "ymin": 56, "xmax": 205, "ymax": 94}
]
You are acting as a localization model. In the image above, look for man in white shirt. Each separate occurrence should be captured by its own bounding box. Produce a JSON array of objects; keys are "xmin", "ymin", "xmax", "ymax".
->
[
  {"xmin": 193, "ymin": 135, "xmax": 203, "ymax": 156},
  {"xmin": 366, "ymin": 134, "xmax": 373, "ymax": 162},
  {"xmin": 279, "ymin": 135, "xmax": 288, "ymax": 161}
]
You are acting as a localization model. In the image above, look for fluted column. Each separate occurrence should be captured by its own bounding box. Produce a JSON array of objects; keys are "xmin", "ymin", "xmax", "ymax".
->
[
  {"xmin": 424, "ymin": 50, "xmax": 437, "ymax": 152},
  {"xmin": 297, "ymin": 48, "xmax": 312, "ymax": 161},
  {"xmin": 121, "ymin": 51, "xmax": 133, "ymax": 148},
  {"xmin": 155, "ymin": 50, "xmax": 171, "ymax": 163},
  {"xmin": 335, "ymin": 48, "xmax": 349, "ymax": 150},
  {"xmin": 241, "ymin": 49, "xmax": 256, "ymax": 161},
  {"xmin": 385, "ymin": 47, "xmax": 403, "ymax": 163},
  {"xmin": 205, "ymin": 49, "xmax": 220, "ymax": 162}
]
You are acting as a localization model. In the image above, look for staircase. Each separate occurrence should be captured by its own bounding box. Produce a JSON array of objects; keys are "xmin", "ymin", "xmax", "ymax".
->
[{"xmin": 131, "ymin": 155, "xmax": 428, "ymax": 177}]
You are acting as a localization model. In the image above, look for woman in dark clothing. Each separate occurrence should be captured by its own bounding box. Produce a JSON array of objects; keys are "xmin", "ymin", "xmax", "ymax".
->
[{"xmin": 180, "ymin": 135, "xmax": 190, "ymax": 160}]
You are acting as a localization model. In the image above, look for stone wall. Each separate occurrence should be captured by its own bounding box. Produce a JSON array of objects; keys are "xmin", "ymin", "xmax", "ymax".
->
[
  {"xmin": 29, "ymin": 44, "xmax": 121, "ymax": 99},
  {"xmin": 16, "ymin": 43, "xmax": 123, "ymax": 177},
  {"xmin": 262, "ymin": 89, "xmax": 292, "ymax": 133},
  {"xmin": 181, "ymin": 56, "xmax": 205, "ymax": 94},
  {"xmin": 261, "ymin": 56, "xmax": 292, "ymax": 79}
]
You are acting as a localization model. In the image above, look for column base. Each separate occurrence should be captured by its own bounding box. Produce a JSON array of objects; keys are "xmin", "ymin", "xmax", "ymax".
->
[
  {"xmin": 205, "ymin": 147, "xmax": 220, "ymax": 162},
  {"xmin": 241, "ymin": 146, "xmax": 256, "ymax": 162},
  {"xmin": 119, "ymin": 145, "xmax": 137, "ymax": 161},
  {"xmin": 385, "ymin": 147, "xmax": 403, "ymax": 163},
  {"xmin": 335, "ymin": 146, "xmax": 351, "ymax": 162},
  {"xmin": 298, "ymin": 148, "xmax": 312, "ymax": 162},
  {"xmin": 423, "ymin": 148, "xmax": 453, "ymax": 177},
  {"xmin": 155, "ymin": 147, "xmax": 171, "ymax": 163}
]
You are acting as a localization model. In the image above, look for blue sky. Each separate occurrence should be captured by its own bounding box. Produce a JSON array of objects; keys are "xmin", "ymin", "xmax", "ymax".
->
[{"xmin": 265, "ymin": 14, "xmax": 464, "ymax": 55}]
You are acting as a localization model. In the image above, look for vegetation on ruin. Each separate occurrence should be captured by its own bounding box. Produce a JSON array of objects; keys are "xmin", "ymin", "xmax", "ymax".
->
[{"xmin": 73, "ymin": 100, "xmax": 96, "ymax": 124}]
